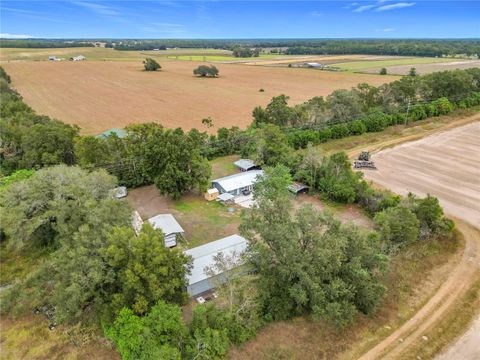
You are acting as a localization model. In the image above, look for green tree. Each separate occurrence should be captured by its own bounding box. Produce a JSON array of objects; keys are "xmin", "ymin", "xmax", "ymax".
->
[
  {"xmin": 143, "ymin": 58, "xmax": 161, "ymax": 71},
  {"xmin": 104, "ymin": 224, "xmax": 192, "ymax": 315},
  {"xmin": 379, "ymin": 67, "xmax": 387, "ymax": 75},
  {"xmin": 374, "ymin": 205, "xmax": 420, "ymax": 249},
  {"xmin": 241, "ymin": 166, "xmax": 388, "ymax": 327},
  {"xmin": 20, "ymin": 121, "xmax": 79, "ymax": 169},
  {"xmin": 253, "ymin": 124, "xmax": 294, "ymax": 167},
  {"xmin": 107, "ymin": 301, "xmax": 187, "ymax": 360},
  {"xmin": 409, "ymin": 67, "xmax": 417, "ymax": 76},
  {"xmin": 0, "ymin": 165, "xmax": 127, "ymax": 249},
  {"xmin": 193, "ymin": 65, "xmax": 219, "ymax": 77}
]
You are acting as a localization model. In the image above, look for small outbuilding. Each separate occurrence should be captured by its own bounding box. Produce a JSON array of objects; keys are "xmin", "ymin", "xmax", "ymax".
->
[
  {"xmin": 111, "ymin": 186, "xmax": 128, "ymax": 199},
  {"xmin": 48, "ymin": 56, "xmax": 57, "ymax": 61},
  {"xmin": 184, "ymin": 234, "xmax": 248, "ymax": 297},
  {"xmin": 212, "ymin": 170, "xmax": 264, "ymax": 197},
  {"xmin": 147, "ymin": 214, "xmax": 185, "ymax": 247},
  {"xmin": 234, "ymin": 159, "xmax": 258, "ymax": 172},
  {"xmin": 204, "ymin": 188, "xmax": 219, "ymax": 201},
  {"xmin": 70, "ymin": 55, "xmax": 86, "ymax": 61},
  {"xmin": 288, "ymin": 182, "xmax": 310, "ymax": 195}
]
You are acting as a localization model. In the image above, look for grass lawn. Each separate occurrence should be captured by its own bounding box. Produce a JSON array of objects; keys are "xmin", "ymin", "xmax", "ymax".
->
[
  {"xmin": 210, "ymin": 154, "xmax": 241, "ymax": 178},
  {"xmin": 332, "ymin": 57, "xmax": 455, "ymax": 72},
  {"xmin": 173, "ymin": 195, "xmax": 242, "ymax": 249},
  {"xmin": 0, "ymin": 245, "xmax": 48, "ymax": 286},
  {"xmin": 169, "ymin": 54, "xmax": 287, "ymax": 62}
]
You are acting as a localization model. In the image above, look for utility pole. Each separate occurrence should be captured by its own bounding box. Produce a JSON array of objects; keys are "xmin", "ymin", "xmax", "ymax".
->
[{"xmin": 405, "ymin": 98, "xmax": 411, "ymax": 126}]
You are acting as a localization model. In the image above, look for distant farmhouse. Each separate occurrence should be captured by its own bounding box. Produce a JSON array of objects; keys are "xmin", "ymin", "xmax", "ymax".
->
[
  {"xmin": 212, "ymin": 170, "xmax": 264, "ymax": 197},
  {"xmin": 184, "ymin": 234, "xmax": 248, "ymax": 296},
  {"xmin": 70, "ymin": 55, "xmax": 86, "ymax": 61},
  {"xmin": 148, "ymin": 214, "xmax": 185, "ymax": 248}
]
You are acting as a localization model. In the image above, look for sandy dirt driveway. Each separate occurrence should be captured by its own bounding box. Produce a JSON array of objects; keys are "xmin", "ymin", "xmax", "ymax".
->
[{"xmin": 359, "ymin": 121, "xmax": 480, "ymax": 359}]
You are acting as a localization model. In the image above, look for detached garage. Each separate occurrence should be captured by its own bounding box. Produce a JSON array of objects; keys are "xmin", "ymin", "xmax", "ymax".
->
[{"xmin": 184, "ymin": 234, "xmax": 248, "ymax": 297}]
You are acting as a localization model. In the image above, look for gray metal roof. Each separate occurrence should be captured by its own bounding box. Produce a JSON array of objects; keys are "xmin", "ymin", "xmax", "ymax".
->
[
  {"xmin": 218, "ymin": 193, "xmax": 234, "ymax": 201},
  {"xmin": 234, "ymin": 159, "xmax": 257, "ymax": 171},
  {"xmin": 212, "ymin": 170, "xmax": 264, "ymax": 193},
  {"xmin": 184, "ymin": 234, "xmax": 248, "ymax": 284},
  {"xmin": 147, "ymin": 214, "xmax": 184, "ymax": 236}
]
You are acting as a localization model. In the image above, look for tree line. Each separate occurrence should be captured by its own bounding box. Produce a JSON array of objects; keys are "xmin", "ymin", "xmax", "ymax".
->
[
  {"xmin": 100, "ymin": 39, "xmax": 480, "ymax": 57},
  {"xmin": 0, "ymin": 39, "xmax": 95, "ymax": 48}
]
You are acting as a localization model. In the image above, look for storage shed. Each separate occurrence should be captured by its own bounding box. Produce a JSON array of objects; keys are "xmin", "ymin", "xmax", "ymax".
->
[
  {"xmin": 212, "ymin": 170, "xmax": 264, "ymax": 197},
  {"xmin": 184, "ymin": 234, "xmax": 248, "ymax": 296},
  {"xmin": 234, "ymin": 159, "xmax": 258, "ymax": 172},
  {"xmin": 147, "ymin": 214, "xmax": 184, "ymax": 247},
  {"xmin": 288, "ymin": 182, "xmax": 310, "ymax": 195},
  {"xmin": 204, "ymin": 188, "xmax": 219, "ymax": 201}
]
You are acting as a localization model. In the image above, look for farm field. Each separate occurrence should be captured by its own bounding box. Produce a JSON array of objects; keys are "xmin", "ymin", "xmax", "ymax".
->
[
  {"xmin": 1, "ymin": 60, "xmax": 396, "ymax": 134},
  {"xmin": 365, "ymin": 59, "xmax": 480, "ymax": 75},
  {"xmin": 364, "ymin": 122, "xmax": 480, "ymax": 227},
  {"xmin": 0, "ymin": 46, "xmax": 233, "ymax": 62},
  {"xmin": 332, "ymin": 57, "xmax": 467, "ymax": 72}
]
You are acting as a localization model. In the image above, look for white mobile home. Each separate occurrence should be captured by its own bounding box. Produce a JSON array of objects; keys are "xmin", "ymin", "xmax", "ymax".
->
[
  {"xmin": 212, "ymin": 170, "xmax": 264, "ymax": 196},
  {"xmin": 184, "ymin": 234, "xmax": 248, "ymax": 296},
  {"xmin": 147, "ymin": 214, "xmax": 184, "ymax": 247}
]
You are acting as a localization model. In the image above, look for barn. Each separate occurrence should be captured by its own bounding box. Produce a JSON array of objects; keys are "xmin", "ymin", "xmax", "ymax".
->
[
  {"xmin": 212, "ymin": 170, "xmax": 264, "ymax": 197},
  {"xmin": 184, "ymin": 234, "xmax": 248, "ymax": 297},
  {"xmin": 147, "ymin": 214, "xmax": 185, "ymax": 247}
]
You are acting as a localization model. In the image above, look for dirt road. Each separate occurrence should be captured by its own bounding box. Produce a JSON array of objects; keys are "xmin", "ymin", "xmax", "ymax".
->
[{"xmin": 358, "ymin": 121, "xmax": 480, "ymax": 359}]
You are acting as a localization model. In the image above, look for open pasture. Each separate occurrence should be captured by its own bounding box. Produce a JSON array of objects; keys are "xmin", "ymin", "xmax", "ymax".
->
[
  {"xmin": 1, "ymin": 60, "xmax": 395, "ymax": 134},
  {"xmin": 364, "ymin": 121, "xmax": 480, "ymax": 227}
]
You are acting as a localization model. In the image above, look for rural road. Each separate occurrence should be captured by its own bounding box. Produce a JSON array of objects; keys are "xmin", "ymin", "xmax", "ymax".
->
[{"xmin": 357, "ymin": 119, "xmax": 480, "ymax": 360}]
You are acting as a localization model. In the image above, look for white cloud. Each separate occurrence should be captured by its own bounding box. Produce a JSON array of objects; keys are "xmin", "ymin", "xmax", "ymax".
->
[
  {"xmin": 0, "ymin": 33, "xmax": 36, "ymax": 39},
  {"xmin": 376, "ymin": 2, "xmax": 416, "ymax": 11},
  {"xmin": 353, "ymin": 4, "xmax": 376, "ymax": 12},
  {"xmin": 375, "ymin": 28, "xmax": 395, "ymax": 32},
  {"xmin": 71, "ymin": 1, "xmax": 120, "ymax": 16}
]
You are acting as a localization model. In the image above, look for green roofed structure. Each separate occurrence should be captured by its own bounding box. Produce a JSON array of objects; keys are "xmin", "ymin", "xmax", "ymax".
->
[{"xmin": 96, "ymin": 128, "xmax": 127, "ymax": 139}]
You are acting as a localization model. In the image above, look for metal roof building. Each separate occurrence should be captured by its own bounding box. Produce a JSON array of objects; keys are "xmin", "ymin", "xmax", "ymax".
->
[
  {"xmin": 212, "ymin": 170, "xmax": 264, "ymax": 196},
  {"xmin": 96, "ymin": 128, "xmax": 128, "ymax": 139},
  {"xmin": 147, "ymin": 214, "xmax": 185, "ymax": 247},
  {"xmin": 234, "ymin": 159, "xmax": 258, "ymax": 172},
  {"xmin": 184, "ymin": 234, "xmax": 248, "ymax": 296}
]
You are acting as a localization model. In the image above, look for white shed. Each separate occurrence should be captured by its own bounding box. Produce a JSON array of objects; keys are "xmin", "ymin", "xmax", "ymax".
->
[
  {"xmin": 184, "ymin": 234, "xmax": 248, "ymax": 296},
  {"xmin": 147, "ymin": 214, "xmax": 184, "ymax": 247}
]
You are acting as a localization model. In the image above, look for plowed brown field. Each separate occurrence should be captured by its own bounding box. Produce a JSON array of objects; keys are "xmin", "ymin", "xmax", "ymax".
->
[{"xmin": 2, "ymin": 61, "xmax": 396, "ymax": 134}]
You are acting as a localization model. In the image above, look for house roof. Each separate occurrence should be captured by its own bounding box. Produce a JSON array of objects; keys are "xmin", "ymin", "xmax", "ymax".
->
[
  {"xmin": 147, "ymin": 214, "xmax": 184, "ymax": 236},
  {"xmin": 212, "ymin": 170, "xmax": 264, "ymax": 193},
  {"xmin": 288, "ymin": 182, "xmax": 309, "ymax": 194},
  {"xmin": 184, "ymin": 234, "xmax": 248, "ymax": 284},
  {"xmin": 207, "ymin": 188, "xmax": 219, "ymax": 195},
  {"xmin": 234, "ymin": 159, "xmax": 257, "ymax": 171},
  {"xmin": 96, "ymin": 128, "xmax": 127, "ymax": 139}
]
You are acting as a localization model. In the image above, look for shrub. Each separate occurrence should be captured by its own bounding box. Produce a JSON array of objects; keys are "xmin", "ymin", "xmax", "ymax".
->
[
  {"xmin": 348, "ymin": 120, "xmax": 367, "ymax": 135},
  {"xmin": 318, "ymin": 128, "xmax": 332, "ymax": 142},
  {"xmin": 374, "ymin": 206, "xmax": 420, "ymax": 248},
  {"xmin": 330, "ymin": 123, "xmax": 350, "ymax": 139},
  {"xmin": 143, "ymin": 58, "xmax": 161, "ymax": 71},
  {"xmin": 431, "ymin": 97, "xmax": 454, "ymax": 115}
]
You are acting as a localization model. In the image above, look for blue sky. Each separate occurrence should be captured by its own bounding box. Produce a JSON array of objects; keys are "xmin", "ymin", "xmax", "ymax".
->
[{"xmin": 1, "ymin": 1, "xmax": 479, "ymax": 39}]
